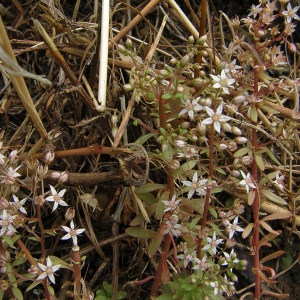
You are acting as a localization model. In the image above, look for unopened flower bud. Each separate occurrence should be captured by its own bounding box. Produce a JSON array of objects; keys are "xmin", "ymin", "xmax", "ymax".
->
[
  {"xmin": 241, "ymin": 155, "xmax": 253, "ymax": 165},
  {"xmin": 161, "ymin": 143, "xmax": 169, "ymax": 152},
  {"xmin": 111, "ymin": 114, "xmax": 118, "ymax": 125},
  {"xmin": 188, "ymin": 35, "xmax": 194, "ymax": 44},
  {"xmin": 231, "ymin": 274, "xmax": 238, "ymax": 282},
  {"xmin": 219, "ymin": 143, "xmax": 227, "ymax": 150},
  {"xmin": 258, "ymin": 29, "xmax": 265, "ymax": 37},
  {"xmin": 44, "ymin": 144, "xmax": 55, "ymax": 164},
  {"xmin": 112, "ymin": 126, "xmax": 118, "ymax": 138},
  {"xmin": 125, "ymin": 38, "xmax": 133, "ymax": 49},
  {"xmin": 58, "ymin": 171, "xmax": 69, "ymax": 184},
  {"xmin": 28, "ymin": 265, "xmax": 39, "ymax": 275},
  {"xmin": 198, "ymin": 123, "xmax": 206, "ymax": 134},
  {"xmin": 180, "ymin": 122, "xmax": 190, "ymax": 129},
  {"xmin": 176, "ymin": 85, "xmax": 184, "ymax": 93},
  {"xmin": 123, "ymin": 83, "xmax": 133, "ymax": 92},
  {"xmin": 37, "ymin": 164, "xmax": 48, "ymax": 178},
  {"xmin": 117, "ymin": 44, "xmax": 126, "ymax": 53},
  {"xmin": 175, "ymin": 139, "xmax": 186, "ymax": 148},
  {"xmin": 9, "ymin": 150, "xmax": 18, "ymax": 164},
  {"xmin": 197, "ymin": 35, "xmax": 207, "ymax": 44},
  {"xmin": 65, "ymin": 207, "xmax": 76, "ymax": 221},
  {"xmin": 170, "ymin": 159, "xmax": 180, "ymax": 170},
  {"xmin": 191, "ymin": 78, "xmax": 204, "ymax": 87},
  {"xmin": 170, "ymin": 58, "xmax": 178, "ymax": 65},
  {"xmin": 204, "ymin": 97, "xmax": 212, "ymax": 107},
  {"xmin": 232, "ymin": 126, "xmax": 242, "ymax": 136},
  {"xmin": 222, "ymin": 123, "xmax": 232, "ymax": 133},
  {"xmin": 288, "ymin": 42, "xmax": 297, "ymax": 53},
  {"xmin": 235, "ymin": 137, "xmax": 248, "ymax": 144},
  {"xmin": 180, "ymin": 55, "xmax": 190, "ymax": 68},
  {"xmin": 231, "ymin": 170, "xmax": 240, "ymax": 177},
  {"xmin": 233, "ymin": 94, "xmax": 247, "ymax": 105}
]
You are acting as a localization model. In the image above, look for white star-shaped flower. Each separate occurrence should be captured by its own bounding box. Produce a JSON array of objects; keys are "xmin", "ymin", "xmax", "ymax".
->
[
  {"xmin": 202, "ymin": 231, "xmax": 223, "ymax": 255},
  {"xmin": 162, "ymin": 194, "xmax": 181, "ymax": 213},
  {"xmin": 201, "ymin": 104, "xmax": 231, "ymax": 133},
  {"xmin": 45, "ymin": 185, "xmax": 68, "ymax": 212},
  {"xmin": 226, "ymin": 216, "xmax": 244, "ymax": 239},
  {"xmin": 210, "ymin": 70, "xmax": 235, "ymax": 94},
  {"xmin": 239, "ymin": 171, "xmax": 256, "ymax": 193},
  {"xmin": 0, "ymin": 209, "xmax": 16, "ymax": 236},
  {"xmin": 181, "ymin": 172, "xmax": 207, "ymax": 198},
  {"xmin": 282, "ymin": 3, "xmax": 300, "ymax": 23},
  {"xmin": 37, "ymin": 257, "xmax": 61, "ymax": 284},
  {"xmin": 179, "ymin": 97, "xmax": 203, "ymax": 120},
  {"xmin": 61, "ymin": 220, "xmax": 85, "ymax": 247}
]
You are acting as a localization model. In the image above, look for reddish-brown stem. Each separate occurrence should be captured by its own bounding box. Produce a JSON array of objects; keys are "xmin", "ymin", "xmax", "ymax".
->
[
  {"xmin": 72, "ymin": 246, "xmax": 82, "ymax": 296},
  {"xmin": 252, "ymin": 53, "xmax": 261, "ymax": 300},
  {"xmin": 21, "ymin": 145, "xmax": 133, "ymax": 161},
  {"xmin": 150, "ymin": 91, "xmax": 175, "ymax": 296},
  {"xmin": 16, "ymin": 239, "xmax": 51, "ymax": 299},
  {"xmin": 195, "ymin": 0, "xmax": 207, "ymax": 78},
  {"xmin": 150, "ymin": 234, "xmax": 172, "ymax": 296},
  {"xmin": 36, "ymin": 203, "xmax": 46, "ymax": 259}
]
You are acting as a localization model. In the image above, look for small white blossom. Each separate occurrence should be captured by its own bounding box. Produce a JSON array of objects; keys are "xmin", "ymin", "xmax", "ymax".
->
[
  {"xmin": 179, "ymin": 97, "xmax": 203, "ymax": 120},
  {"xmin": 274, "ymin": 173, "xmax": 285, "ymax": 190},
  {"xmin": 202, "ymin": 232, "xmax": 223, "ymax": 255},
  {"xmin": 282, "ymin": 3, "xmax": 300, "ymax": 23},
  {"xmin": 193, "ymin": 255, "xmax": 208, "ymax": 271},
  {"xmin": 164, "ymin": 214, "xmax": 182, "ymax": 237},
  {"xmin": 11, "ymin": 195, "xmax": 27, "ymax": 214},
  {"xmin": 226, "ymin": 216, "xmax": 244, "ymax": 239},
  {"xmin": 222, "ymin": 249, "xmax": 240, "ymax": 266},
  {"xmin": 45, "ymin": 185, "xmax": 68, "ymax": 212},
  {"xmin": 248, "ymin": 4, "xmax": 262, "ymax": 18},
  {"xmin": 201, "ymin": 104, "xmax": 231, "ymax": 133},
  {"xmin": 210, "ymin": 70, "xmax": 235, "ymax": 94},
  {"xmin": 61, "ymin": 220, "xmax": 85, "ymax": 247},
  {"xmin": 37, "ymin": 257, "xmax": 61, "ymax": 284},
  {"xmin": 181, "ymin": 172, "xmax": 207, "ymax": 198},
  {"xmin": 239, "ymin": 171, "xmax": 256, "ymax": 193},
  {"xmin": 162, "ymin": 195, "xmax": 181, "ymax": 213},
  {"xmin": 2, "ymin": 166, "xmax": 22, "ymax": 185},
  {"xmin": 177, "ymin": 147, "xmax": 199, "ymax": 159},
  {"xmin": 210, "ymin": 281, "xmax": 219, "ymax": 295},
  {"xmin": 0, "ymin": 210, "xmax": 16, "ymax": 236},
  {"xmin": 178, "ymin": 251, "xmax": 197, "ymax": 268}
]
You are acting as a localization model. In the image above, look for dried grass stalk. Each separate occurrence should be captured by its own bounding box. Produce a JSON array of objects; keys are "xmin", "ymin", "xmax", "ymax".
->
[{"xmin": 0, "ymin": 16, "xmax": 48, "ymax": 140}]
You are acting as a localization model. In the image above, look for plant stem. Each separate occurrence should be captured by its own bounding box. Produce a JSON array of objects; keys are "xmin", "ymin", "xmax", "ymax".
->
[
  {"xmin": 197, "ymin": 110, "xmax": 214, "ymax": 258},
  {"xmin": 252, "ymin": 56, "xmax": 260, "ymax": 300}
]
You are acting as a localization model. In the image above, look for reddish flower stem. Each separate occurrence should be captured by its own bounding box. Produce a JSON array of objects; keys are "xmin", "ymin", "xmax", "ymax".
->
[
  {"xmin": 150, "ymin": 91, "xmax": 175, "ymax": 296},
  {"xmin": 252, "ymin": 54, "xmax": 261, "ymax": 300}
]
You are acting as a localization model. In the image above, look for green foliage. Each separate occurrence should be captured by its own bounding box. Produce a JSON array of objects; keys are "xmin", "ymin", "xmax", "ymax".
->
[
  {"xmin": 158, "ymin": 273, "xmax": 224, "ymax": 300},
  {"xmin": 95, "ymin": 281, "xmax": 126, "ymax": 300}
]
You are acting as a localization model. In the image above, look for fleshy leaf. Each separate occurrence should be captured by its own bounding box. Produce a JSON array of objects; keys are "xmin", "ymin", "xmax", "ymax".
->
[
  {"xmin": 261, "ymin": 190, "xmax": 287, "ymax": 205},
  {"xmin": 126, "ymin": 227, "xmax": 156, "ymax": 239},
  {"xmin": 255, "ymin": 154, "xmax": 265, "ymax": 171}
]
